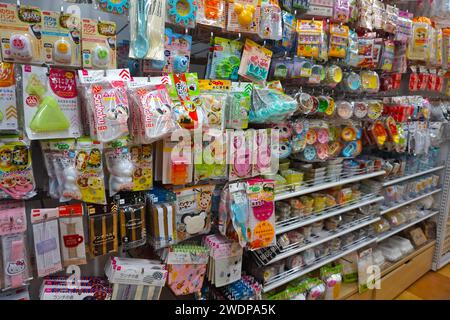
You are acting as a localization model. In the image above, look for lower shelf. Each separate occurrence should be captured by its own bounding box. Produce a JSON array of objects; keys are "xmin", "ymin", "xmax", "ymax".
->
[{"xmin": 338, "ymin": 240, "xmax": 436, "ymax": 300}]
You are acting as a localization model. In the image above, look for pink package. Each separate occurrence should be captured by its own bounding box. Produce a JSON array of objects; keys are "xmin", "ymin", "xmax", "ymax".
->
[
  {"xmin": 334, "ymin": 0, "xmax": 349, "ymax": 23},
  {"xmin": 0, "ymin": 201, "xmax": 26, "ymax": 236}
]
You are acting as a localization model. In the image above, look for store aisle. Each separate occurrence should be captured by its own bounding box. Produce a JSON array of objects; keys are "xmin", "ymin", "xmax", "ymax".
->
[{"xmin": 395, "ymin": 264, "xmax": 450, "ymax": 300}]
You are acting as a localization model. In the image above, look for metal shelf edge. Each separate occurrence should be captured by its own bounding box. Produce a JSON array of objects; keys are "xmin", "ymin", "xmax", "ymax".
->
[
  {"xmin": 262, "ymin": 237, "xmax": 378, "ymax": 293},
  {"xmin": 276, "ymin": 196, "xmax": 384, "ymax": 235},
  {"xmin": 275, "ymin": 171, "xmax": 386, "ymax": 201},
  {"xmin": 382, "ymin": 166, "xmax": 445, "ymax": 187},
  {"xmin": 380, "ymin": 189, "xmax": 442, "ymax": 215},
  {"xmin": 376, "ymin": 211, "xmax": 439, "ymax": 242}
]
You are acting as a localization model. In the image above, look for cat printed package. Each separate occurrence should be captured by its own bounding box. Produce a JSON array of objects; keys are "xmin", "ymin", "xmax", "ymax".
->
[
  {"xmin": 22, "ymin": 65, "xmax": 81, "ymax": 140},
  {"xmin": 174, "ymin": 185, "xmax": 215, "ymax": 242}
]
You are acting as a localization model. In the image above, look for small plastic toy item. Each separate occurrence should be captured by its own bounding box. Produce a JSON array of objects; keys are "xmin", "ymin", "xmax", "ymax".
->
[
  {"xmin": 22, "ymin": 66, "xmax": 81, "ymax": 140},
  {"xmin": 29, "ymin": 97, "xmax": 70, "ymax": 133},
  {"xmin": 197, "ymin": 0, "xmax": 225, "ymax": 28},
  {"xmin": 168, "ymin": 0, "xmax": 198, "ymax": 28},
  {"xmin": 327, "ymin": 65, "xmax": 343, "ymax": 83},
  {"xmin": 336, "ymin": 101, "xmax": 353, "ymax": 119},
  {"xmin": 9, "ymin": 34, "xmax": 33, "ymax": 61},
  {"xmin": 234, "ymin": 3, "xmax": 255, "ymax": 27},
  {"xmin": 92, "ymin": 45, "xmax": 111, "ymax": 69},
  {"xmin": 361, "ymin": 70, "xmax": 380, "ymax": 93},
  {"xmin": 53, "ymin": 39, "xmax": 72, "ymax": 64}
]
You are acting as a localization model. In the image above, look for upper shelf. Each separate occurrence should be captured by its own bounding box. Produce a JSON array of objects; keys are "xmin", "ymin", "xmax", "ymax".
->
[{"xmin": 382, "ymin": 166, "xmax": 445, "ymax": 187}]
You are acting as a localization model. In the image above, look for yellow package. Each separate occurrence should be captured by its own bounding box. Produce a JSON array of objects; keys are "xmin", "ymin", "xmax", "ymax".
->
[
  {"xmin": 74, "ymin": 138, "xmax": 106, "ymax": 204},
  {"xmin": 42, "ymin": 10, "xmax": 81, "ymax": 67},
  {"xmin": 0, "ymin": 3, "xmax": 43, "ymax": 64},
  {"xmin": 81, "ymin": 18, "xmax": 116, "ymax": 69},
  {"xmin": 296, "ymin": 20, "xmax": 324, "ymax": 59},
  {"xmin": 407, "ymin": 21, "xmax": 431, "ymax": 61},
  {"xmin": 130, "ymin": 144, "xmax": 153, "ymax": 191},
  {"xmin": 227, "ymin": 0, "xmax": 261, "ymax": 34},
  {"xmin": 329, "ymin": 23, "xmax": 349, "ymax": 58}
]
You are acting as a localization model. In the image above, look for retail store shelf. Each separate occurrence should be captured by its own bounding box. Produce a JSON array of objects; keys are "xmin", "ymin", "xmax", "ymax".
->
[
  {"xmin": 380, "ymin": 188, "xmax": 442, "ymax": 215},
  {"xmin": 275, "ymin": 170, "xmax": 386, "ymax": 201},
  {"xmin": 260, "ymin": 216, "xmax": 380, "ymax": 266},
  {"xmin": 382, "ymin": 166, "xmax": 445, "ymax": 187},
  {"xmin": 275, "ymin": 194, "xmax": 384, "ymax": 235},
  {"xmin": 376, "ymin": 211, "xmax": 439, "ymax": 242},
  {"xmin": 262, "ymin": 236, "xmax": 377, "ymax": 293}
]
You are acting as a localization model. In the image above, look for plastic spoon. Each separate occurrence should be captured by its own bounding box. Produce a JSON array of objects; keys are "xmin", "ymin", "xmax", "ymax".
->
[{"xmin": 133, "ymin": 0, "xmax": 149, "ymax": 59}]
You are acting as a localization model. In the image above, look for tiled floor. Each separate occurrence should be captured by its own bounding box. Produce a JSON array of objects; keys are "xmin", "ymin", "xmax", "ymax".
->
[{"xmin": 395, "ymin": 263, "xmax": 450, "ymax": 300}]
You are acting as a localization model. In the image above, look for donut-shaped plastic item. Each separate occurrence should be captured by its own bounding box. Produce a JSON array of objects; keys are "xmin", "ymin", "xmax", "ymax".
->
[
  {"xmin": 336, "ymin": 101, "xmax": 353, "ymax": 119},
  {"xmin": 316, "ymin": 143, "xmax": 329, "ymax": 160},
  {"xmin": 317, "ymin": 128, "xmax": 330, "ymax": 144},
  {"xmin": 304, "ymin": 145, "xmax": 316, "ymax": 161},
  {"xmin": 341, "ymin": 127, "xmax": 357, "ymax": 142},
  {"xmin": 354, "ymin": 102, "xmax": 368, "ymax": 118},
  {"xmin": 306, "ymin": 129, "xmax": 318, "ymax": 145}
]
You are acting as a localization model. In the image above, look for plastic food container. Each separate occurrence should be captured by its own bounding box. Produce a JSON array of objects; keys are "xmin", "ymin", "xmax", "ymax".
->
[
  {"xmin": 302, "ymin": 249, "xmax": 316, "ymax": 265},
  {"xmin": 289, "ymin": 198, "xmax": 305, "ymax": 217},
  {"xmin": 385, "ymin": 211, "xmax": 407, "ymax": 227},
  {"xmin": 378, "ymin": 242, "xmax": 403, "ymax": 262},
  {"xmin": 287, "ymin": 231, "xmax": 304, "ymax": 244},
  {"xmin": 312, "ymin": 194, "xmax": 327, "ymax": 212},
  {"xmin": 329, "ymin": 238, "xmax": 341, "ymax": 252},
  {"xmin": 311, "ymin": 221, "xmax": 324, "ymax": 235},
  {"xmin": 342, "ymin": 211, "xmax": 357, "ymax": 223},
  {"xmin": 388, "ymin": 236, "xmax": 414, "ymax": 255},
  {"xmin": 300, "ymin": 225, "xmax": 313, "ymax": 240},
  {"xmin": 276, "ymin": 202, "xmax": 291, "ymax": 221},
  {"xmin": 372, "ymin": 218, "xmax": 391, "ymax": 233},
  {"xmin": 277, "ymin": 234, "xmax": 291, "ymax": 249},
  {"xmin": 340, "ymin": 233, "xmax": 355, "ymax": 246},
  {"xmin": 300, "ymin": 196, "xmax": 314, "ymax": 215},
  {"xmin": 325, "ymin": 215, "xmax": 342, "ymax": 231},
  {"xmin": 314, "ymin": 244, "xmax": 330, "ymax": 259},
  {"xmin": 286, "ymin": 254, "xmax": 304, "ymax": 269}
]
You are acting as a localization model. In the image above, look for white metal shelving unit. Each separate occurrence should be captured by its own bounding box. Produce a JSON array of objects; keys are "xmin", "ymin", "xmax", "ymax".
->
[{"xmin": 433, "ymin": 139, "xmax": 450, "ymax": 270}]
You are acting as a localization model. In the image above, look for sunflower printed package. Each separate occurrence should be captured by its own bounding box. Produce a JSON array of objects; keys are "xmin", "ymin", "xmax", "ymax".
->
[{"xmin": 54, "ymin": 137, "xmax": 106, "ymax": 204}]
